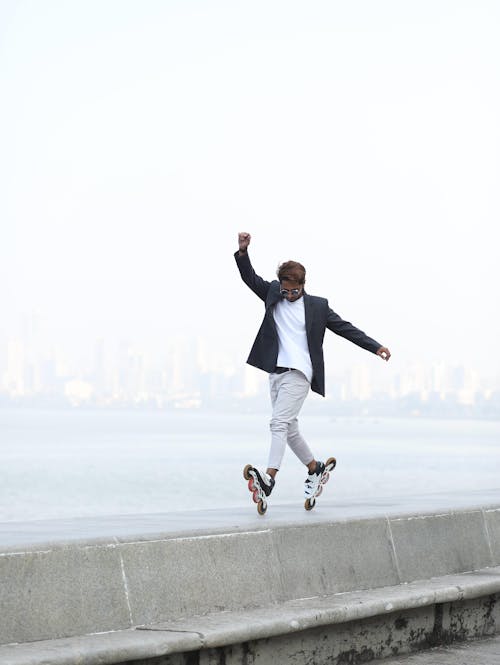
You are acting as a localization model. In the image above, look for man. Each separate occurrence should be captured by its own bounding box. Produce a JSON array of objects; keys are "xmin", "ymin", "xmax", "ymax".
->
[{"xmin": 235, "ymin": 231, "xmax": 391, "ymax": 513}]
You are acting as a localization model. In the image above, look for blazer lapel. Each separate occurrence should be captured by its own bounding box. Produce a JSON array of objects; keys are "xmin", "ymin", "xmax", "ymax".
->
[
  {"xmin": 304, "ymin": 294, "xmax": 314, "ymax": 337},
  {"xmin": 266, "ymin": 281, "xmax": 282, "ymax": 309}
]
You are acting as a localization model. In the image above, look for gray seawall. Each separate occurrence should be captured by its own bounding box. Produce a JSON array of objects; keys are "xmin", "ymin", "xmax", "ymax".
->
[{"xmin": 1, "ymin": 504, "xmax": 500, "ymax": 664}]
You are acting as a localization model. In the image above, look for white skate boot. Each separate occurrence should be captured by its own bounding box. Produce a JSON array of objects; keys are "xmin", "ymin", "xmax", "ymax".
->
[{"xmin": 304, "ymin": 457, "xmax": 336, "ymax": 510}]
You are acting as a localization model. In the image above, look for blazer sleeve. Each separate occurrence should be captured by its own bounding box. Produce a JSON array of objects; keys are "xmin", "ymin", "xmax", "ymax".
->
[
  {"xmin": 234, "ymin": 251, "xmax": 272, "ymax": 303},
  {"xmin": 326, "ymin": 304, "xmax": 381, "ymax": 354}
]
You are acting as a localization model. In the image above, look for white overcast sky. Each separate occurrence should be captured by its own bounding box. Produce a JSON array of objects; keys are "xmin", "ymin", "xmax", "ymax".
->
[{"xmin": 1, "ymin": 0, "xmax": 499, "ymax": 378}]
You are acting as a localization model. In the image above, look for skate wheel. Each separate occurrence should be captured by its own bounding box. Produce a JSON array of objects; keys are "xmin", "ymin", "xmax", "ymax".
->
[
  {"xmin": 321, "ymin": 472, "xmax": 330, "ymax": 485},
  {"xmin": 243, "ymin": 464, "xmax": 253, "ymax": 480},
  {"xmin": 248, "ymin": 478, "xmax": 255, "ymax": 491},
  {"xmin": 325, "ymin": 457, "xmax": 337, "ymax": 471},
  {"xmin": 316, "ymin": 485, "xmax": 323, "ymax": 497},
  {"xmin": 252, "ymin": 489, "xmax": 260, "ymax": 503},
  {"xmin": 304, "ymin": 497, "xmax": 315, "ymax": 511},
  {"xmin": 257, "ymin": 500, "xmax": 267, "ymax": 515}
]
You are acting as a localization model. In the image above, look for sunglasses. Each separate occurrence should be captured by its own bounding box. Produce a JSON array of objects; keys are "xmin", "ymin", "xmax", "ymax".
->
[{"xmin": 280, "ymin": 288, "xmax": 301, "ymax": 297}]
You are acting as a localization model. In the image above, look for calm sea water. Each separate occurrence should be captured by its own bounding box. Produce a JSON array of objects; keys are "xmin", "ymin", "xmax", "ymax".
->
[{"xmin": 1, "ymin": 408, "xmax": 499, "ymax": 522}]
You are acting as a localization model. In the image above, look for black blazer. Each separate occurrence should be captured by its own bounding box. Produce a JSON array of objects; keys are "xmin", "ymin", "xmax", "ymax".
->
[{"xmin": 235, "ymin": 251, "xmax": 382, "ymax": 396}]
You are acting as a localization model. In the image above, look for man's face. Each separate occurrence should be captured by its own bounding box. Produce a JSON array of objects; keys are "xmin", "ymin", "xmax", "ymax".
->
[{"xmin": 280, "ymin": 280, "xmax": 304, "ymax": 302}]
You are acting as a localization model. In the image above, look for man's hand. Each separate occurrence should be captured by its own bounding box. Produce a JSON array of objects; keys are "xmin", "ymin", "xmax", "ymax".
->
[
  {"xmin": 238, "ymin": 232, "xmax": 251, "ymax": 255},
  {"xmin": 376, "ymin": 347, "xmax": 391, "ymax": 361}
]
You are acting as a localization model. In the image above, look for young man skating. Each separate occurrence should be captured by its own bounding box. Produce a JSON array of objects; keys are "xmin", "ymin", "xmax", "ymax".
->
[{"xmin": 234, "ymin": 231, "xmax": 391, "ymax": 513}]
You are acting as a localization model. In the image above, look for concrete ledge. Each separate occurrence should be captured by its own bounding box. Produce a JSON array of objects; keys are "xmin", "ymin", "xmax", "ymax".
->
[
  {"xmin": 140, "ymin": 568, "xmax": 500, "ymax": 647},
  {"xmin": 1, "ymin": 569, "xmax": 499, "ymax": 665},
  {"xmin": 0, "ymin": 629, "xmax": 203, "ymax": 665},
  {"xmin": 0, "ymin": 506, "xmax": 499, "ymax": 664}
]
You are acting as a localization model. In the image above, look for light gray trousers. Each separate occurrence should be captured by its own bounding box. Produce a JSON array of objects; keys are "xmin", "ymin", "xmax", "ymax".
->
[{"xmin": 267, "ymin": 369, "xmax": 315, "ymax": 470}]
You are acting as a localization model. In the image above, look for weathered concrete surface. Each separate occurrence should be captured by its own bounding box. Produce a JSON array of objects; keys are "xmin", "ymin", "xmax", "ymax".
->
[
  {"xmin": 181, "ymin": 596, "xmax": 500, "ymax": 665},
  {"xmin": 120, "ymin": 530, "xmax": 282, "ymax": 624},
  {"xmin": 371, "ymin": 633, "xmax": 500, "ymax": 664},
  {"xmin": 486, "ymin": 507, "xmax": 500, "ymax": 557},
  {"xmin": 273, "ymin": 519, "xmax": 400, "ymax": 599},
  {"xmin": 390, "ymin": 511, "xmax": 494, "ymax": 581},
  {"xmin": 0, "ymin": 504, "xmax": 499, "ymax": 664},
  {"xmin": 1, "ymin": 591, "xmax": 498, "ymax": 665},
  {"xmin": 0, "ymin": 544, "xmax": 131, "ymax": 645}
]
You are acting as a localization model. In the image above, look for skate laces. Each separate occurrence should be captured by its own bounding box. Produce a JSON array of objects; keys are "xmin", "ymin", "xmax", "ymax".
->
[
  {"xmin": 263, "ymin": 472, "xmax": 275, "ymax": 492},
  {"xmin": 304, "ymin": 462, "xmax": 324, "ymax": 497},
  {"xmin": 255, "ymin": 468, "xmax": 274, "ymax": 495},
  {"xmin": 255, "ymin": 468, "xmax": 269, "ymax": 485}
]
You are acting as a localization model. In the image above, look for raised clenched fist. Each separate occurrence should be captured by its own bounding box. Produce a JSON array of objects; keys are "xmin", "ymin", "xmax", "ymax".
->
[{"xmin": 238, "ymin": 232, "xmax": 251, "ymax": 253}]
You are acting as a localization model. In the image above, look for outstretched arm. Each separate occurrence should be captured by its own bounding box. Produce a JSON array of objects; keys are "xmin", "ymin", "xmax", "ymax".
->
[
  {"xmin": 234, "ymin": 232, "xmax": 272, "ymax": 302},
  {"xmin": 327, "ymin": 307, "xmax": 391, "ymax": 361}
]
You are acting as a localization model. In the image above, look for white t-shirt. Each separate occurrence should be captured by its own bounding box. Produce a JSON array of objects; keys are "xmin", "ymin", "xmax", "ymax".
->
[{"xmin": 273, "ymin": 296, "xmax": 313, "ymax": 383}]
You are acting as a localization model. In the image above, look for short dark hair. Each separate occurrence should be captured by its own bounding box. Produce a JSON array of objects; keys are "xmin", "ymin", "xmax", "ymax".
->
[{"xmin": 277, "ymin": 260, "xmax": 306, "ymax": 285}]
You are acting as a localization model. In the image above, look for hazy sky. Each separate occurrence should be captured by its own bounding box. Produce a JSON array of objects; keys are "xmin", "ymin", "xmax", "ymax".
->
[{"xmin": 1, "ymin": 1, "xmax": 499, "ymax": 379}]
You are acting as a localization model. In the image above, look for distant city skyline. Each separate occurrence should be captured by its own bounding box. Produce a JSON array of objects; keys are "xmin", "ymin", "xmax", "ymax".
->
[{"xmin": 1, "ymin": 328, "xmax": 499, "ymax": 419}]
